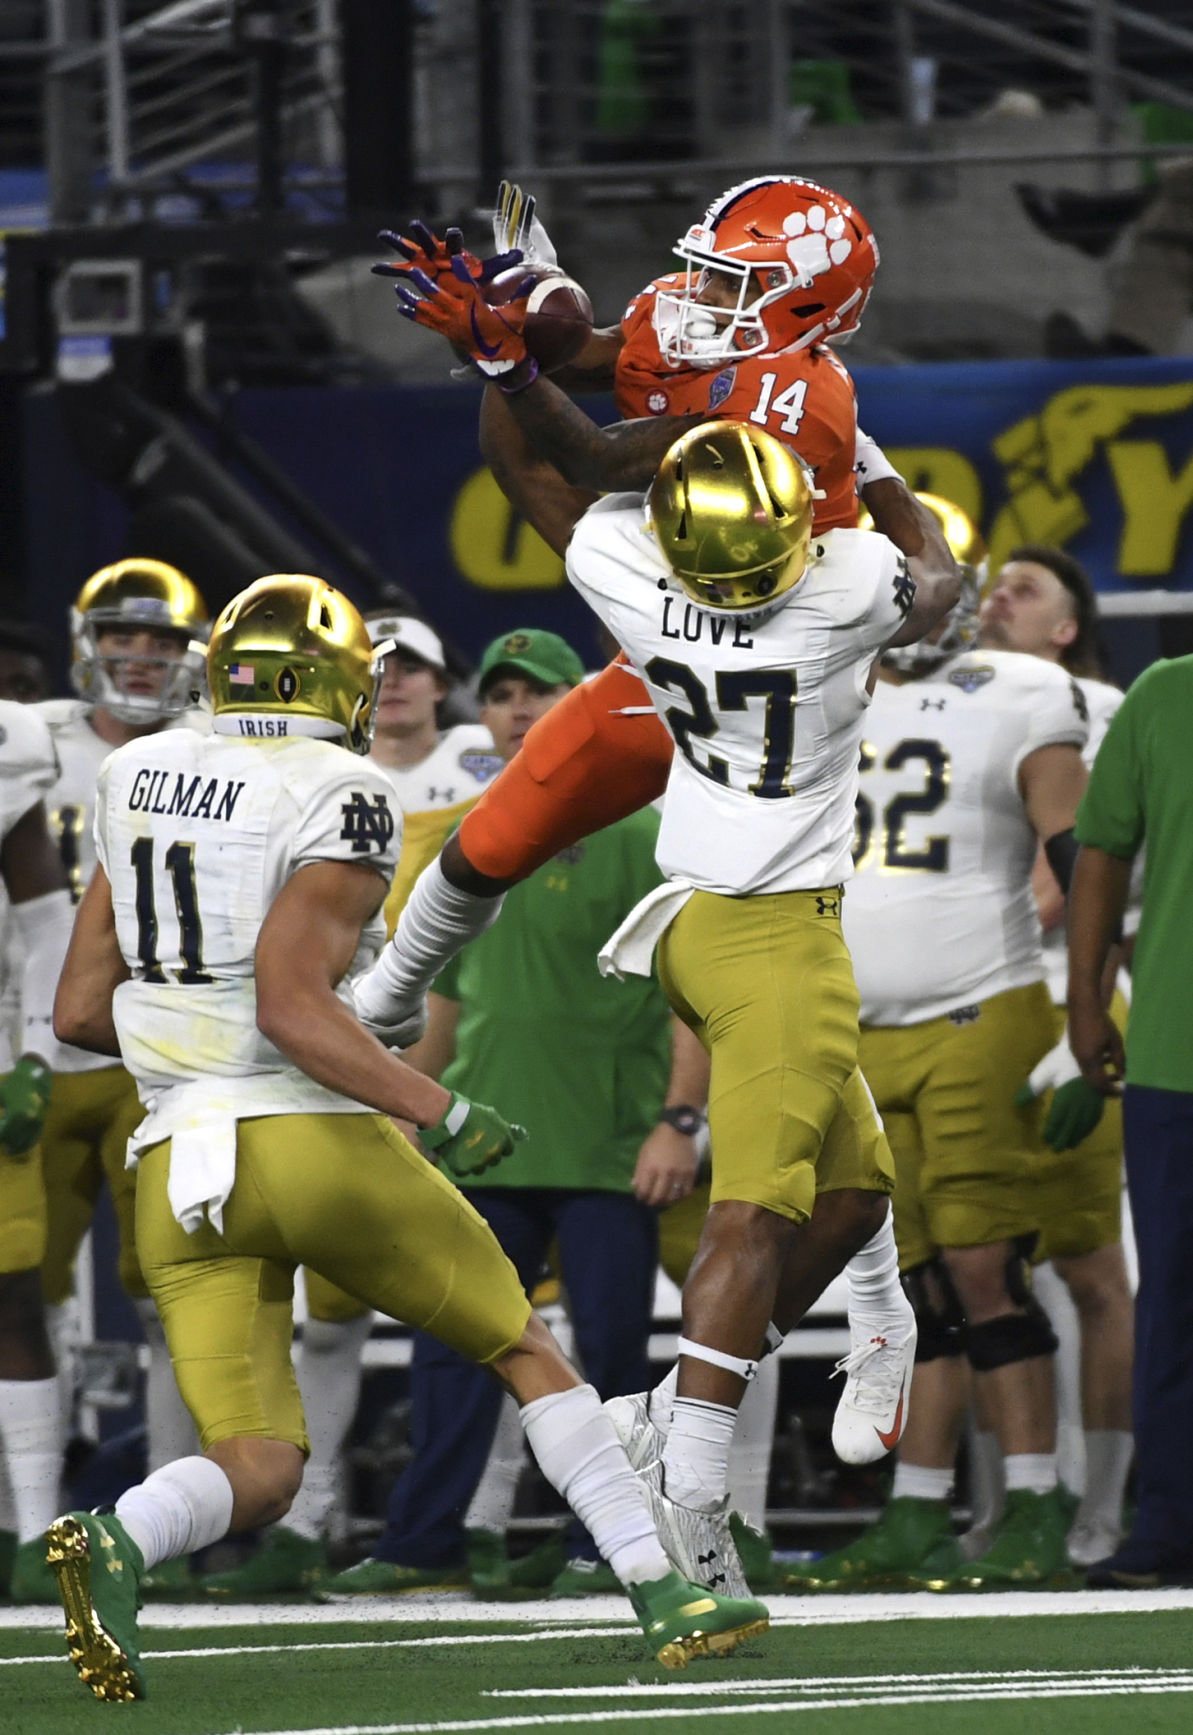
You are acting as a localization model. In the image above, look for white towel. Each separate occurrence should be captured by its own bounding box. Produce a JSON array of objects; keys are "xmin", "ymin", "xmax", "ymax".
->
[
  {"xmin": 598, "ymin": 880, "xmax": 697, "ymax": 980},
  {"xmin": 127, "ymin": 1117, "xmax": 239, "ymax": 1236}
]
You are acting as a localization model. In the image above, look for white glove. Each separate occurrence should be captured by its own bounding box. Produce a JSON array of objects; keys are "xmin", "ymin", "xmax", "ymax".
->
[
  {"xmin": 1021, "ymin": 1030, "xmax": 1083, "ymax": 1099},
  {"xmin": 855, "ymin": 428, "xmax": 901, "ymax": 491},
  {"xmin": 351, "ymin": 964, "xmax": 429, "ymax": 1051},
  {"xmin": 493, "ymin": 179, "xmax": 559, "ymax": 270}
]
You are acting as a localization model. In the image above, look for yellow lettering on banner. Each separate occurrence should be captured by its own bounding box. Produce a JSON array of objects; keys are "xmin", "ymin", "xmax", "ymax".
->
[
  {"xmin": 1106, "ymin": 440, "xmax": 1193, "ymax": 575},
  {"xmin": 886, "ymin": 449, "xmax": 983, "ymax": 525},
  {"xmin": 450, "ymin": 468, "xmax": 565, "ymax": 591}
]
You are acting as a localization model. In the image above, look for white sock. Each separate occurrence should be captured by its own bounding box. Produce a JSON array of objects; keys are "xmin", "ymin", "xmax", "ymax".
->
[
  {"xmin": 520, "ymin": 1384, "xmax": 669, "ymax": 1585},
  {"xmin": 0, "ymin": 1377, "xmax": 62, "ymax": 1542},
  {"xmin": 465, "ymin": 1391, "xmax": 527, "ymax": 1533},
  {"xmin": 114, "ymin": 1457, "xmax": 235, "ymax": 1572},
  {"xmin": 1004, "ymin": 1452, "xmax": 1058, "ymax": 1495},
  {"xmin": 845, "ymin": 1210, "xmax": 907, "ymax": 1327},
  {"xmin": 965, "ymin": 1425, "xmax": 1005, "ymax": 1534},
  {"xmin": 727, "ymin": 1352, "xmax": 779, "ymax": 1530},
  {"xmin": 45, "ymin": 1301, "xmax": 76, "ymax": 1431},
  {"xmin": 1075, "ymin": 1430, "xmax": 1133, "ymax": 1532},
  {"xmin": 359, "ymin": 859, "xmax": 505, "ymax": 1015},
  {"xmin": 892, "ymin": 1461, "xmax": 952, "ymax": 1502},
  {"xmin": 662, "ymin": 1396, "xmax": 738, "ymax": 1511},
  {"xmin": 0, "ymin": 1450, "xmax": 15, "ymax": 1535},
  {"xmin": 648, "ymin": 1364, "xmax": 679, "ymax": 1433},
  {"xmin": 284, "ymin": 1312, "xmax": 372, "ymax": 1540},
  {"xmin": 134, "ymin": 1298, "xmax": 199, "ymax": 1472}
]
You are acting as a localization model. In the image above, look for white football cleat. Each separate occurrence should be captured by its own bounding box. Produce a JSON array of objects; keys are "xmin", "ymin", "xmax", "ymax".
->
[
  {"xmin": 830, "ymin": 1314, "xmax": 917, "ymax": 1465},
  {"xmin": 635, "ymin": 1457, "xmax": 751, "ymax": 1598},
  {"xmin": 603, "ymin": 1392, "xmax": 661, "ymax": 1470}
]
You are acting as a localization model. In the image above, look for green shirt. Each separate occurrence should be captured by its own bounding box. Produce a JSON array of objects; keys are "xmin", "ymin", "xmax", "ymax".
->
[
  {"xmin": 1074, "ymin": 654, "xmax": 1193, "ymax": 1092},
  {"xmin": 435, "ymin": 808, "xmax": 672, "ymax": 1189}
]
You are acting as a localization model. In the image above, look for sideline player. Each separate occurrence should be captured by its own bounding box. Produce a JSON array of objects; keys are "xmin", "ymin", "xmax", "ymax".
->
[
  {"xmin": 28, "ymin": 561, "xmax": 209, "ymax": 1599},
  {"xmin": 0, "ymin": 703, "xmax": 75, "ymax": 1601},
  {"xmin": 45, "ymin": 574, "xmax": 768, "ymax": 1701},
  {"xmin": 791, "ymin": 525, "xmax": 1091, "ymax": 1592},
  {"xmin": 976, "ymin": 545, "xmax": 1134, "ymax": 1567}
]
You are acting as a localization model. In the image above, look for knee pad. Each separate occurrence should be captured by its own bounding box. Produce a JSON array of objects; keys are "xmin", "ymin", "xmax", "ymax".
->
[
  {"xmin": 901, "ymin": 1257, "xmax": 967, "ymax": 1362},
  {"xmin": 966, "ymin": 1305, "xmax": 1058, "ymax": 1372}
]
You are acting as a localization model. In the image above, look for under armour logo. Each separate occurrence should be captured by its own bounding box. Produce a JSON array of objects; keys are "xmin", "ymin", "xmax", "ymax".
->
[
  {"xmin": 920, "ymin": 697, "xmax": 946, "ymax": 711},
  {"xmin": 697, "ymin": 1549, "xmax": 727, "ymax": 1590},
  {"xmin": 947, "ymin": 1004, "xmax": 981, "ymax": 1025},
  {"xmin": 426, "ymin": 786, "xmax": 456, "ymax": 803},
  {"xmin": 815, "ymin": 896, "xmax": 839, "ymax": 917},
  {"xmin": 99, "ymin": 1528, "xmax": 123, "ymax": 1576},
  {"xmin": 339, "ymin": 791, "xmax": 396, "ymax": 854},
  {"xmin": 892, "ymin": 558, "xmax": 916, "ymax": 619}
]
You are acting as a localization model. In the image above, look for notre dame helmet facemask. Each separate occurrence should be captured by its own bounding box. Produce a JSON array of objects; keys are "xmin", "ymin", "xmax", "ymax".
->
[
  {"xmin": 648, "ymin": 420, "xmax": 815, "ymax": 614},
  {"xmin": 207, "ymin": 575, "xmax": 387, "ymax": 755},
  {"xmin": 865, "ymin": 493, "xmax": 986, "ymax": 679},
  {"xmin": 71, "ymin": 559, "xmax": 210, "ymax": 724}
]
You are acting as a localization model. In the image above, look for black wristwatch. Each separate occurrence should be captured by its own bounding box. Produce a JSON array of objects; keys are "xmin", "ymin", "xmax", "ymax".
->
[{"xmin": 657, "ymin": 1104, "xmax": 703, "ymax": 1137}]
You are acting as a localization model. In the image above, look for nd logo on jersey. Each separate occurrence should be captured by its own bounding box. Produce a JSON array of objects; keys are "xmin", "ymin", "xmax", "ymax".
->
[{"xmin": 340, "ymin": 791, "xmax": 395, "ymax": 854}]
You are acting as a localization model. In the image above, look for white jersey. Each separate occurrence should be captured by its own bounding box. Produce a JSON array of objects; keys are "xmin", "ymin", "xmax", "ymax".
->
[
  {"xmin": 568, "ymin": 497, "xmax": 911, "ymax": 894},
  {"xmin": 31, "ymin": 700, "xmax": 209, "ymax": 1071},
  {"xmin": 1040, "ymin": 673, "xmax": 1130, "ymax": 1006},
  {"xmin": 373, "ymin": 723, "xmax": 501, "ymax": 814},
  {"xmin": 0, "ymin": 702, "xmax": 60, "ymax": 1071},
  {"xmin": 844, "ymin": 649, "xmax": 1089, "ymax": 1026},
  {"xmin": 95, "ymin": 728, "xmax": 402, "ymax": 1150}
]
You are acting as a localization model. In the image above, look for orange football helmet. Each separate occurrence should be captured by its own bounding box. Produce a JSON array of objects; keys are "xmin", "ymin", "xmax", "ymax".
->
[{"xmin": 654, "ymin": 175, "xmax": 879, "ymax": 367}]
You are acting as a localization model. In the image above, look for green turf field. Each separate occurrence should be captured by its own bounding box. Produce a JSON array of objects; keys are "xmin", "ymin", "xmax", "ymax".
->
[{"xmin": 5, "ymin": 1591, "xmax": 1193, "ymax": 1734}]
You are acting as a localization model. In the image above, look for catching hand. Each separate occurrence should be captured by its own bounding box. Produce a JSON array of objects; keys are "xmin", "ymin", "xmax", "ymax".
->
[
  {"xmin": 0, "ymin": 1056, "xmax": 52, "ymax": 1158},
  {"xmin": 493, "ymin": 180, "xmax": 559, "ymax": 270},
  {"xmin": 421, "ymin": 1091, "xmax": 527, "ymax": 1178}
]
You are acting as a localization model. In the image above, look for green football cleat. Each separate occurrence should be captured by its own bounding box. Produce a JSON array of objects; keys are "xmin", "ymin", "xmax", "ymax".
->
[
  {"xmin": 784, "ymin": 1496, "xmax": 962, "ymax": 1591},
  {"xmin": 10, "ymin": 1537, "xmax": 60, "ymax": 1603},
  {"xmin": 140, "ymin": 1554, "xmax": 201, "ymax": 1600},
  {"xmin": 628, "ymin": 1567, "xmax": 769, "ymax": 1669},
  {"xmin": 729, "ymin": 1514, "xmax": 783, "ymax": 1593},
  {"xmin": 317, "ymin": 1555, "xmax": 469, "ymax": 1598},
  {"xmin": 475, "ymin": 1528, "xmax": 569, "ymax": 1601},
  {"xmin": 46, "ymin": 1511, "xmax": 147, "ymax": 1702},
  {"xmin": 202, "ymin": 1526, "xmax": 327, "ymax": 1598},
  {"xmin": 549, "ymin": 1556, "xmax": 621, "ymax": 1596},
  {"xmin": 953, "ymin": 1487, "xmax": 1078, "ymax": 1589},
  {"xmin": 465, "ymin": 1527, "xmax": 509, "ymax": 1593}
]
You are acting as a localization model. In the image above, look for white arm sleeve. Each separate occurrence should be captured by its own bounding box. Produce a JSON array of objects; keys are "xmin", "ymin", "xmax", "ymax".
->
[{"xmin": 12, "ymin": 888, "xmax": 75, "ymax": 1064}]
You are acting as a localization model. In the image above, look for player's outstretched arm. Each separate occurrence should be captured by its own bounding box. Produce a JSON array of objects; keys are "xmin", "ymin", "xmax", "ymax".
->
[
  {"xmin": 479, "ymin": 385, "xmax": 598, "ymax": 558},
  {"xmin": 53, "ymin": 865, "xmax": 127, "ymax": 1057}
]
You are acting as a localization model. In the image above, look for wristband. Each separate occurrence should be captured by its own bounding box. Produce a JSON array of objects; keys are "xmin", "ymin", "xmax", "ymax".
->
[
  {"xmin": 496, "ymin": 355, "xmax": 540, "ymax": 395},
  {"xmin": 421, "ymin": 1091, "xmax": 470, "ymax": 1148},
  {"xmin": 854, "ymin": 429, "xmax": 901, "ymax": 487},
  {"xmin": 657, "ymin": 1104, "xmax": 702, "ymax": 1137}
]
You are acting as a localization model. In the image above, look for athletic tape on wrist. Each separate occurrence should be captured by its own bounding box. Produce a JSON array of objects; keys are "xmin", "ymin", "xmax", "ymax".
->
[{"xmin": 676, "ymin": 1336, "xmax": 757, "ymax": 1381}]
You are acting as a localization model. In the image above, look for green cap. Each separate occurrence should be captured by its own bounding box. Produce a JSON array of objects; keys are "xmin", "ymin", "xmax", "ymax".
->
[{"xmin": 477, "ymin": 628, "xmax": 585, "ymax": 695}]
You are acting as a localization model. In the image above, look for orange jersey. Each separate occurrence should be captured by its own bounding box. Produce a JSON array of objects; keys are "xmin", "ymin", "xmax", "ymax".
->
[{"xmin": 615, "ymin": 274, "xmax": 860, "ymax": 532}]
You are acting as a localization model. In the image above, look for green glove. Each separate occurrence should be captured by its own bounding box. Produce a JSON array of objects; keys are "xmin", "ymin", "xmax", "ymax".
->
[
  {"xmin": 1040, "ymin": 1076, "xmax": 1107, "ymax": 1153},
  {"xmin": 0, "ymin": 1056, "xmax": 52, "ymax": 1158},
  {"xmin": 421, "ymin": 1091, "xmax": 527, "ymax": 1179}
]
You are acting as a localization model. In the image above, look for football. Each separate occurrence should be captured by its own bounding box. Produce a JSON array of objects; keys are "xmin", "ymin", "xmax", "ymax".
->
[{"xmin": 484, "ymin": 264, "xmax": 595, "ymax": 373}]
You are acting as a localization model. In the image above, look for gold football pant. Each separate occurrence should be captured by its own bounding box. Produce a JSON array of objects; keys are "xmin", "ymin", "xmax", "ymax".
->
[
  {"xmin": 859, "ymin": 981, "xmax": 1056, "ymax": 1269},
  {"xmin": 39, "ymin": 1066, "xmax": 146, "ymax": 1302},
  {"xmin": 1033, "ymin": 991, "xmax": 1127, "ymax": 1260},
  {"xmin": 0, "ymin": 1137, "xmax": 46, "ymax": 1274},
  {"xmin": 657, "ymin": 887, "xmax": 893, "ymax": 1224},
  {"xmin": 135, "ymin": 1112, "xmax": 532, "ymax": 1453}
]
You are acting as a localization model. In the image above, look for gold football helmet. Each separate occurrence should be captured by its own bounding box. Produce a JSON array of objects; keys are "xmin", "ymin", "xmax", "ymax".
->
[
  {"xmin": 207, "ymin": 575, "xmax": 386, "ymax": 754},
  {"xmin": 648, "ymin": 421, "xmax": 814, "ymax": 613},
  {"xmin": 71, "ymin": 558, "xmax": 209, "ymax": 724},
  {"xmin": 859, "ymin": 493, "xmax": 986, "ymax": 679}
]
